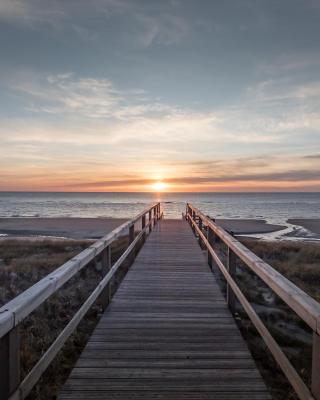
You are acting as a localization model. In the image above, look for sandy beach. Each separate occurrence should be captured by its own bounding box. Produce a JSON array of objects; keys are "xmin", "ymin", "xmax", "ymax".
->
[
  {"xmin": 0, "ymin": 217, "xmax": 287, "ymax": 239},
  {"xmin": 1, "ymin": 217, "xmax": 319, "ymax": 240}
]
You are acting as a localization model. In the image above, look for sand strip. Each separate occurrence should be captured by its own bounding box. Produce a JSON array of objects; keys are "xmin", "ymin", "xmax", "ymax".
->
[
  {"xmin": 0, "ymin": 217, "xmax": 287, "ymax": 239},
  {"xmin": 0, "ymin": 218, "xmax": 129, "ymax": 239},
  {"xmin": 287, "ymin": 219, "xmax": 320, "ymax": 238}
]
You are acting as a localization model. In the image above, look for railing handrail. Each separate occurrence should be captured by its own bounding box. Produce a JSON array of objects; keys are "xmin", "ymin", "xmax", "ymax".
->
[
  {"xmin": 187, "ymin": 203, "xmax": 320, "ymax": 332},
  {"xmin": 0, "ymin": 202, "xmax": 161, "ymax": 400},
  {"xmin": 0, "ymin": 202, "xmax": 160, "ymax": 339},
  {"xmin": 186, "ymin": 203, "xmax": 320, "ymax": 400}
]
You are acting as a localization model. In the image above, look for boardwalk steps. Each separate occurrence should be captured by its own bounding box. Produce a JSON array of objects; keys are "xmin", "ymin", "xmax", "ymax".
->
[{"xmin": 59, "ymin": 220, "xmax": 271, "ymax": 399}]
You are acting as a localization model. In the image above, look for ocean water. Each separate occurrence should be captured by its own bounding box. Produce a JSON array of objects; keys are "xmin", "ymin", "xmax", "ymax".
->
[{"xmin": 0, "ymin": 192, "xmax": 319, "ymax": 226}]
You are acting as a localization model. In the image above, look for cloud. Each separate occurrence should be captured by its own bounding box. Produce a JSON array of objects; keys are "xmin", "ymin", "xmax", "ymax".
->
[
  {"xmin": 258, "ymin": 53, "xmax": 320, "ymax": 75},
  {"xmin": 246, "ymin": 76, "xmax": 320, "ymax": 104},
  {"xmin": 0, "ymin": 0, "xmax": 66, "ymax": 28},
  {"xmin": 12, "ymin": 73, "xmax": 156, "ymax": 119},
  {"xmin": 134, "ymin": 13, "xmax": 189, "ymax": 47},
  {"xmin": 6, "ymin": 71, "xmax": 320, "ymax": 159},
  {"xmin": 303, "ymin": 154, "xmax": 320, "ymax": 159},
  {"xmin": 66, "ymin": 169, "xmax": 320, "ymax": 188},
  {"xmin": 0, "ymin": 0, "xmax": 189, "ymax": 46},
  {"xmin": 58, "ymin": 153, "xmax": 320, "ymax": 189}
]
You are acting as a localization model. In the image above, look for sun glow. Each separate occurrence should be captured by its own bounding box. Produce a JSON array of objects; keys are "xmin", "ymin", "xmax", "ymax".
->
[{"xmin": 151, "ymin": 181, "xmax": 167, "ymax": 192}]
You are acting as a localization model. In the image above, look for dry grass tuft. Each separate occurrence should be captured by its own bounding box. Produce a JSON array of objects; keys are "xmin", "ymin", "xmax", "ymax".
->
[{"xmin": 241, "ymin": 239, "xmax": 320, "ymax": 302}]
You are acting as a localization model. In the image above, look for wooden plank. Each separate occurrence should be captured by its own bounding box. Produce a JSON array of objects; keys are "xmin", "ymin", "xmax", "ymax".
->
[{"xmin": 59, "ymin": 219, "xmax": 271, "ymax": 400}]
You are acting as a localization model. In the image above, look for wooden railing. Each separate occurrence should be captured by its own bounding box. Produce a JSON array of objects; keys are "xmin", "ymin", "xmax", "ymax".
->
[
  {"xmin": 186, "ymin": 203, "xmax": 320, "ymax": 400},
  {"xmin": 0, "ymin": 203, "xmax": 162, "ymax": 400}
]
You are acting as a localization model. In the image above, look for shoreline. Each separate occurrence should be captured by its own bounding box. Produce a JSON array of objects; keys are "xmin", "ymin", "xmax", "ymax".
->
[
  {"xmin": 0, "ymin": 217, "xmax": 129, "ymax": 239},
  {"xmin": 0, "ymin": 217, "xmax": 319, "ymax": 240},
  {"xmin": 286, "ymin": 218, "xmax": 320, "ymax": 239}
]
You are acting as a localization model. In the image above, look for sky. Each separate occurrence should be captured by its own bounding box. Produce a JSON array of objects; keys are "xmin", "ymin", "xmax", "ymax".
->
[{"xmin": 0, "ymin": 0, "xmax": 319, "ymax": 192}]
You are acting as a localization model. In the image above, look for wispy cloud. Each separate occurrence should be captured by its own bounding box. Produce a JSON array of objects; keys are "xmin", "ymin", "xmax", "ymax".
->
[
  {"xmin": 134, "ymin": 13, "xmax": 189, "ymax": 47},
  {"xmin": 0, "ymin": 0, "xmax": 189, "ymax": 46},
  {"xmin": 0, "ymin": 0, "xmax": 66, "ymax": 28},
  {"xmin": 59, "ymin": 153, "xmax": 320, "ymax": 191},
  {"xmin": 12, "ymin": 73, "xmax": 178, "ymax": 119},
  {"xmin": 6, "ymin": 71, "xmax": 320, "ymax": 155}
]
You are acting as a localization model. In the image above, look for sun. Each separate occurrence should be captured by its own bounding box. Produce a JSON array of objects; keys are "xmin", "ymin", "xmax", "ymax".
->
[{"xmin": 151, "ymin": 181, "xmax": 167, "ymax": 192}]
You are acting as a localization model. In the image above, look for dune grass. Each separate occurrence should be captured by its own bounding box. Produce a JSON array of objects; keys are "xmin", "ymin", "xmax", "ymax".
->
[{"xmin": 241, "ymin": 239, "xmax": 320, "ymax": 301}]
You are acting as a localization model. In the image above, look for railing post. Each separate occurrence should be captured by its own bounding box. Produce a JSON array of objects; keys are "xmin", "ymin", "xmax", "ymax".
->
[
  {"xmin": 207, "ymin": 226, "xmax": 214, "ymax": 269},
  {"xmin": 198, "ymin": 217, "xmax": 203, "ymax": 247},
  {"xmin": 191, "ymin": 210, "xmax": 196, "ymax": 233},
  {"xmin": 129, "ymin": 224, "xmax": 135, "ymax": 244},
  {"xmin": 153, "ymin": 207, "xmax": 156, "ymax": 227},
  {"xmin": 312, "ymin": 332, "xmax": 320, "ymax": 400},
  {"xmin": 142, "ymin": 214, "xmax": 146, "ymax": 242},
  {"xmin": 149, "ymin": 210, "xmax": 152, "ymax": 233},
  {"xmin": 100, "ymin": 245, "xmax": 112, "ymax": 307},
  {"xmin": 227, "ymin": 246, "xmax": 237, "ymax": 315},
  {"xmin": 0, "ymin": 327, "xmax": 20, "ymax": 400},
  {"xmin": 129, "ymin": 223, "xmax": 135, "ymax": 263}
]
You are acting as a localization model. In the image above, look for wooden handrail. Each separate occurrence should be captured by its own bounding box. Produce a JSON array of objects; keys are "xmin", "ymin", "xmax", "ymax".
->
[
  {"xmin": 186, "ymin": 203, "xmax": 320, "ymax": 400},
  {"xmin": 0, "ymin": 202, "xmax": 162, "ymax": 400}
]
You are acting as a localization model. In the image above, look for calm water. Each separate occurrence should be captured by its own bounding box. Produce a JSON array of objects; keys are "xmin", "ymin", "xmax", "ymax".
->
[{"xmin": 0, "ymin": 192, "xmax": 319, "ymax": 225}]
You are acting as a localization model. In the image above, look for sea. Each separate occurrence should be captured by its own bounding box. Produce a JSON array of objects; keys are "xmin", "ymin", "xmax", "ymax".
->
[{"xmin": 0, "ymin": 192, "xmax": 319, "ymax": 225}]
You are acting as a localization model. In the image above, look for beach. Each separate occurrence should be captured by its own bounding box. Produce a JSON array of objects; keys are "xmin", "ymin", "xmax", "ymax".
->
[
  {"xmin": 0, "ymin": 217, "xmax": 128, "ymax": 239},
  {"xmin": 0, "ymin": 217, "xmax": 287, "ymax": 239},
  {"xmin": 1, "ymin": 216, "xmax": 320, "ymax": 240},
  {"xmin": 216, "ymin": 219, "xmax": 286, "ymax": 235}
]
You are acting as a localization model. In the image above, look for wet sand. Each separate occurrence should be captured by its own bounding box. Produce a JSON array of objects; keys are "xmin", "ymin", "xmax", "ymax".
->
[
  {"xmin": 287, "ymin": 219, "xmax": 320, "ymax": 238},
  {"xmin": 215, "ymin": 219, "xmax": 286, "ymax": 235},
  {"xmin": 0, "ymin": 217, "xmax": 287, "ymax": 239},
  {"xmin": 0, "ymin": 218, "xmax": 129, "ymax": 239}
]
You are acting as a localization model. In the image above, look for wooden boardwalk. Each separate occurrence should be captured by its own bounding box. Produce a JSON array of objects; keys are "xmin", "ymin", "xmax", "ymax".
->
[{"xmin": 59, "ymin": 219, "xmax": 271, "ymax": 400}]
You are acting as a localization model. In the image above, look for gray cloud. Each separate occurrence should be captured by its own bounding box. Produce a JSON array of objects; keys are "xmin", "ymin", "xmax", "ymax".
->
[{"xmin": 65, "ymin": 168, "xmax": 320, "ymax": 189}]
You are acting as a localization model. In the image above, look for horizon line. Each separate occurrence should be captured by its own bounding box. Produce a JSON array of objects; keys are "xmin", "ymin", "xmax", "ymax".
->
[{"xmin": 1, "ymin": 190, "xmax": 320, "ymax": 194}]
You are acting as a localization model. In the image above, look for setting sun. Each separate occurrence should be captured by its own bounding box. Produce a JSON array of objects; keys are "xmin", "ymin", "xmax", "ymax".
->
[{"xmin": 151, "ymin": 181, "xmax": 167, "ymax": 192}]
